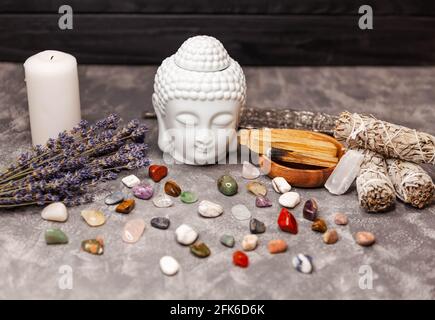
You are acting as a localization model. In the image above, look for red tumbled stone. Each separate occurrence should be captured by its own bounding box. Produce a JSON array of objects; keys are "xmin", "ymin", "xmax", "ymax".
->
[
  {"xmin": 277, "ymin": 208, "xmax": 298, "ymax": 234},
  {"xmin": 233, "ymin": 250, "xmax": 249, "ymax": 268},
  {"xmin": 148, "ymin": 165, "xmax": 168, "ymax": 182}
]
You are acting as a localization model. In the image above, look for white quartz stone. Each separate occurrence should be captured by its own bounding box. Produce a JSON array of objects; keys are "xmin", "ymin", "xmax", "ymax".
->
[
  {"xmin": 278, "ymin": 192, "xmax": 301, "ymax": 208},
  {"xmin": 160, "ymin": 256, "xmax": 180, "ymax": 276},
  {"xmin": 175, "ymin": 224, "xmax": 198, "ymax": 245},
  {"xmin": 242, "ymin": 234, "xmax": 258, "ymax": 251},
  {"xmin": 325, "ymin": 150, "xmax": 364, "ymax": 195},
  {"xmin": 152, "ymin": 194, "xmax": 174, "ymax": 208},
  {"xmin": 121, "ymin": 174, "xmax": 141, "ymax": 188},
  {"xmin": 198, "ymin": 200, "xmax": 223, "ymax": 218},
  {"xmin": 272, "ymin": 177, "xmax": 291, "ymax": 193},
  {"xmin": 242, "ymin": 161, "xmax": 260, "ymax": 180},
  {"xmin": 231, "ymin": 204, "xmax": 252, "ymax": 221},
  {"xmin": 41, "ymin": 202, "xmax": 68, "ymax": 222}
]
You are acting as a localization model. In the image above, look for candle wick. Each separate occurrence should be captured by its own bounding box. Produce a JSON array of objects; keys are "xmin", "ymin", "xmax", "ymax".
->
[{"xmin": 50, "ymin": 56, "xmax": 54, "ymax": 61}]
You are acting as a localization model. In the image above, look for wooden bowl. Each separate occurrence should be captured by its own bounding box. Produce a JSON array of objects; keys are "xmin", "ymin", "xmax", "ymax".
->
[{"xmin": 258, "ymin": 132, "xmax": 345, "ymax": 188}]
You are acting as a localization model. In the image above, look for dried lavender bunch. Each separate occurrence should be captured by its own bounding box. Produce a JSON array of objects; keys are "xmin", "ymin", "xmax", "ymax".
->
[
  {"xmin": 334, "ymin": 112, "xmax": 435, "ymax": 165},
  {"xmin": 0, "ymin": 114, "xmax": 149, "ymax": 208},
  {"xmin": 386, "ymin": 159, "xmax": 434, "ymax": 209},
  {"xmin": 356, "ymin": 149, "xmax": 396, "ymax": 212}
]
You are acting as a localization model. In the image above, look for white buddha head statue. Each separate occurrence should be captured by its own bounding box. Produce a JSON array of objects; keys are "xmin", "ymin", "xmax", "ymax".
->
[{"xmin": 152, "ymin": 35, "xmax": 246, "ymax": 165}]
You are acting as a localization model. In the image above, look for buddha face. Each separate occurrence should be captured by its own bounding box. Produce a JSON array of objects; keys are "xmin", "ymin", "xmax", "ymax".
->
[{"xmin": 157, "ymin": 99, "xmax": 240, "ymax": 165}]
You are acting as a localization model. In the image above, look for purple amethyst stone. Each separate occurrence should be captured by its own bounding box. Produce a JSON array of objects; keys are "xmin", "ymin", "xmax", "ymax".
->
[
  {"xmin": 132, "ymin": 183, "xmax": 154, "ymax": 200},
  {"xmin": 255, "ymin": 195, "xmax": 272, "ymax": 208}
]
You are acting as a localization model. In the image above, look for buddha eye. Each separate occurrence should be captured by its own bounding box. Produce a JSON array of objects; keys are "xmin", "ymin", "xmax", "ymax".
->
[
  {"xmin": 175, "ymin": 113, "xmax": 198, "ymax": 126},
  {"xmin": 212, "ymin": 114, "xmax": 233, "ymax": 127}
]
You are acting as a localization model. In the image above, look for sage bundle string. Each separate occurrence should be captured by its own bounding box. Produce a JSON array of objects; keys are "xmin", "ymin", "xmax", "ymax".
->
[
  {"xmin": 356, "ymin": 150, "xmax": 396, "ymax": 212},
  {"xmin": 334, "ymin": 112, "xmax": 435, "ymax": 165},
  {"xmin": 386, "ymin": 159, "xmax": 434, "ymax": 209}
]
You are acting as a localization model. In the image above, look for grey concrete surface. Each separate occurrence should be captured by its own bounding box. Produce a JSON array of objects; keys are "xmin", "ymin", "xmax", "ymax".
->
[{"xmin": 0, "ymin": 63, "xmax": 434, "ymax": 299}]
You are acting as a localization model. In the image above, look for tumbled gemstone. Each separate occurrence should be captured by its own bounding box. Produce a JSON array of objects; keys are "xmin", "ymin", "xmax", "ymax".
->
[
  {"xmin": 278, "ymin": 192, "xmax": 300, "ymax": 208},
  {"xmin": 81, "ymin": 238, "xmax": 104, "ymax": 255},
  {"xmin": 41, "ymin": 202, "xmax": 68, "ymax": 222},
  {"xmin": 148, "ymin": 164, "xmax": 168, "ymax": 182},
  {"xmin": 246, "ymin": 181, "xmax": 267, "ymax": 196},
  {"xmin": 242, "ymin": 234, "xmax": 258, "ymax": 251},
  {"xmin": 242, "ymin": 161, "xmax": 260, "ymax": 180},
  {"xmin": 355, "ymin": 231, "xmax": 376, "ymax": 246},
  {"xmin": 334, "ymin": 212, "xmax": 348, "ymax": 225},
  {"xmin": 121, "ymin": 174, "xmax": 141, "ymax": 188},
  {"xmin": 81, "ymin": 209, "xmax": 106, "ymax": 227},
  {"xmin": 132, "ymin": 183, "xmax": 154, "ymax": 200},
  {"xmin": 190, "ymin": 242, "xmax": 211, "ymax": 258},
  {"xmin": 277, "ymin": 208, "xmax": 298, "ymax": 234},
  {"xmin": 311, "ymin": 218, "xmax": 327, "ymax": 233},
  {"xmin": 233, "ymin": 251, "xmax": 249, "ymax": 268},
  {"xmin": 160, "ymin": 256, "xmax": 180, "ymax": 276},
  {"xmin": 249, "ymin": 218, "xmax": 266, "ymax": 234},
  {"xmin": 220, "ymin": 234, "xmax": 235, "ymax": 248},
  {"xmin": 198, "ymin": 200, "xmax": 223, "ymax": 218},
  {"xmin": 45, "ymin": 228, "xmax": 68, "ymax": 245},
  {"xmin": 231, "ymin": 204, "xmax": 252, "ymax": 221},
  {"xmin": 267, "ymin": 239, "xmax": 288, "ymax": 254},
  {"xmin": 292, "ymin": 254, "xmax": 313, "ymax": 274},
  {"xmin": 151, "ymin": 217, "xmax": 170, "ymax": 230},
  {"xmin": 105, "ymin": 191, "xmax": 124, "ymax": 205},
  {"xmin": 180, "ymin": 191, "xmax": 198, "ymax": 204},
  {"xmin": 303, "ymin": 198, "xmax": 318, "ymax": 221},
  {"xmin": 122, "ymin": 218, "xmax": 146, "ymax": 243},
  {"xmin": 323, "ymin": 229, "xmax": 339, "ymax": 244},
  {"xmin": 164, "ymin": 180, "xmax": 181, "ymax": 197},
  {"xmin": 152, "ymin": 194, "xmax": 174, "ymax": 208},
  {"xmin": 217, "ymin": 175, "xmax": 238, "ymax": 196},
  {"xmin": 255, "ymin": 195, "xmax": 272, "ymax": 208},
  {"xmin": 115, "ymin": 199, "xmax": 135, "ymax": 214}
]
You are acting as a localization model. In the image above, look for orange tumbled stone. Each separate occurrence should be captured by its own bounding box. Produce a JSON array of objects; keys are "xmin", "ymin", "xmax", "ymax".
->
[
  {"xmin": 149, "ymin": 165, "xmax": 168, "ymax": 182},
  {"xmin": 233, "ymin": 250, "xmax": 249, "ymax": 268},
  {"xmin": 115, "ymin": 199, "xmax": 135, "ymax": 214},
  {"xmin": 267, "ymin": 239, "xmax": 288, "ymax": 254}
]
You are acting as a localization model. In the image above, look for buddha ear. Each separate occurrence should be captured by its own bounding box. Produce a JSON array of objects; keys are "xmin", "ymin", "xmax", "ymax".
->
[
  {"xmin": 152, "ymin": 94, "xmax": 173, "ymax": 152},
  {"xmin": 152, "ymin": 93, "xmax": 166, "ymax": 118}
]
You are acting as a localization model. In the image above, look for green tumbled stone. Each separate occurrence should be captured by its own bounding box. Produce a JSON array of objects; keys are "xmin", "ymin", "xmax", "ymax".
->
[
  {"xmin": 220, "ymin": 234, "xmax": 235, "ymax": 248},
  {"xmin": 180, "ymin": 191, "xmax": 198, "ymax": 204},
  {"xmin": 217, "ymin": 175, "xmax": 238, "ymax": 196},
  {"xmin": 190, "ymin": 242, "xmax": 211, "ymax": 258},
  {"xmin": 45, "ymin": 228, "xmax": 68, "ymax": 245}
]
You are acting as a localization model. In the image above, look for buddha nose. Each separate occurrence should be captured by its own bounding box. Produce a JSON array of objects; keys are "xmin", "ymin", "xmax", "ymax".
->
[{"xmin": 195, "ymin": 130, "xmax": 213, "ymax": 146}]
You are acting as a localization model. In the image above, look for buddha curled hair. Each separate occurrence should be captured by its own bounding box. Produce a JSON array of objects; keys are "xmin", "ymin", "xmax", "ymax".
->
[{"xmin": 152, "ymin": 35, "xmax": 246, "ymax": 117}]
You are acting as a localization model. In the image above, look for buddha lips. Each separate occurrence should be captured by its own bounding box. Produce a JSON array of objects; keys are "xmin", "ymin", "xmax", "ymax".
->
[{"xmin": 277, "ymin": 208, "xmax": 298, "ymax": 234}]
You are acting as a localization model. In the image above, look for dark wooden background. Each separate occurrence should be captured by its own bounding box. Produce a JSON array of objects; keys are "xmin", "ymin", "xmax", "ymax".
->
[{"xmin": 1, "ymin": 0, "xmax": 435, "ymax": 65}]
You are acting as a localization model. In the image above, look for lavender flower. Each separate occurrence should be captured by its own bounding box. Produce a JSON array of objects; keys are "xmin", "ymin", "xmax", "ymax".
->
[{"xmin": 0, "ymin": 114, "xmax": 149, "ymax": 208}]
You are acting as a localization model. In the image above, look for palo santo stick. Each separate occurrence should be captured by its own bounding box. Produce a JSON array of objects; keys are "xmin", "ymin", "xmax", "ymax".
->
[
  {"xmin": 251, "ymin": 129, "xmax": 337, "ymax": 154},
  {"xmin": 248, "ymin": 138, "xmax": 339, "ymax": 162},
  {"xmin": 270, "ymin": 148, "xmax": 338, "ymax": 168},
  {"xmin": 239, "ymin": 128, "xmax": 340, "ymax": 168},
  {"xmin": 240, "ymin": 129, "xmax": 338, "ymax": 157}
]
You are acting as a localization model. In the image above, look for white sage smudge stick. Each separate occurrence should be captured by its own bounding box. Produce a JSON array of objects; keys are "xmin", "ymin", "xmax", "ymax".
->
[
  {"xmin": 386, "ymin": 159, "xmax": 434, "ymax": 209},
  {"xmin": 356, "ymin": 149, "xmax": 395, "ymax": 212},
  {"xmin": 334, "ymin": 112, "xmax": 435, "ymax": 165}
]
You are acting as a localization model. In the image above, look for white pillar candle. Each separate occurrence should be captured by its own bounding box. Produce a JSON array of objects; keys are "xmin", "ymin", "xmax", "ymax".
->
[{"xmin": 24, "ymin": 50, "xmax": 81, "ymax": 146}]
